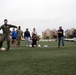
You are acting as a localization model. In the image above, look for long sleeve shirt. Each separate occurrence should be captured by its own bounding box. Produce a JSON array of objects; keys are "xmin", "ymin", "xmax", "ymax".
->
[
  {"xmin": 24, "ymin": 31, "xmax": 30, "ymax": 38},
  {"xmin": 0, "ymin": 24, "xmax": 17, "ymax": 35}
]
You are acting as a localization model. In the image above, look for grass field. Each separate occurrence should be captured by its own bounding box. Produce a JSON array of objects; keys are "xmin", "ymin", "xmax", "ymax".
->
[{"xmin": 0, "ymin": 41, "xmax": 76, "ymax": 75}]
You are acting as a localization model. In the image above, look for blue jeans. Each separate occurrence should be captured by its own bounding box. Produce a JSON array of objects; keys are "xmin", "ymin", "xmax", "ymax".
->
[
  {"xmin": 58, "ymin": 37, "xmax": 64, "ymax": 47},
  {"xmin": 25, "ymin": 37, "xmax": 30, "ymax": 46}
]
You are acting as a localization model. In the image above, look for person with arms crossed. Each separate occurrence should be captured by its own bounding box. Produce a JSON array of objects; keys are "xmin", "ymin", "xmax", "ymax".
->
[
  {"xmin": 73, "ymin": 29, "xmax": 76, "ymax": 44},
  {"xmin": 0, "ymin": 19, "xmax": 17, "ymax": 51},
  {"xmin": 57, "ymin": 26, "xmax": 64, "ymax": 48}
]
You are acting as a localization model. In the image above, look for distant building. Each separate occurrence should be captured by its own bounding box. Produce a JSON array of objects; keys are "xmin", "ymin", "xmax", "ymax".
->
[
  {"xmin": 65, "ymin": 28, "xmax": 75, "ymax": 38},
  {"xmin": 42, "ymin": 29, "xmax": 57, "ymax": 39},
  {"xmin": 42, "ymin": 28, "xmax": 76, "ymax": 39},
  {"xmin": 45, "ymin": 29, "xmax": 51, "ymax": 37}
]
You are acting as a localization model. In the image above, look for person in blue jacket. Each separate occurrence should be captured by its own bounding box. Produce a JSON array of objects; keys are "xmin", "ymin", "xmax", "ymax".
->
[{"xmin": 12, "ymin": 28, "xmax": 18, "ymax": 47}]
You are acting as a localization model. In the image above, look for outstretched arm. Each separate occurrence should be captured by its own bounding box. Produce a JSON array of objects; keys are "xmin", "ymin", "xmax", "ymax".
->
[
  {"xmin": 0, "ymin": 25, "xmax": 3, "ymax": 30},
  {"xmin": 9, "ymin": 24, "xmax": 17, "ymax": 28}
]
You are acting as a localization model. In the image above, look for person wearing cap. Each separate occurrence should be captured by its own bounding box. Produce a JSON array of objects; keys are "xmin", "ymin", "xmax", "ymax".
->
[
  {"xmin": 57, "ymin": 26, "xmax": 64, "ymax": 48},
  {"xmin": 16, "ymin": 26, "xmax": 23, "ymax": 47},
  {"xmin": 24, "ymin": 28, "xmax": 31, "ymax": 46},
  {"xmin": 0, "ymin": 19, "xmax": 17, "ymax": 51}
]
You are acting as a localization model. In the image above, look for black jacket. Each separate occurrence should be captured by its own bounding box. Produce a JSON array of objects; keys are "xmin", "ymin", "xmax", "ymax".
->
[{"xmin": 24, "ymin": 31, "xmax": 30, "ymax": 38}]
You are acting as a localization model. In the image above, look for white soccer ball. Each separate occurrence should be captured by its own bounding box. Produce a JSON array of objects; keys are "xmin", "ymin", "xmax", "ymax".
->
[
  {"xmin": 0, "ymin": 47, "xmax": 6, "ymax": 51},
  {"xmin": 29, "ymin": 45, "xmax": 32, "ymax": 47},
  {"xmin": 44, "ymin": 45, "xmax": 48, "ymax": 48},
  {"xmin": 38, "ymin": 44, "xmax": 41, "ymax": 48},
  {"xmin": 34, "ymin": 45, "xmax": 36, "ymax": 47}
]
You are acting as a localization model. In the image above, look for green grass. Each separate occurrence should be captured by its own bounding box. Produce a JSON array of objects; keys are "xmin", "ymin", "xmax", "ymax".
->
[{"xmin": 0, "ymin": 41, "xmax": 76, "ymax": 75}]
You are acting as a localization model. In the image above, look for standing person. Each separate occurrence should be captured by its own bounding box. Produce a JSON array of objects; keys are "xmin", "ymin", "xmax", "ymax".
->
[
  {"xmin": 57, "ymin": 26, "xmax": 64, "ymax": 48},
  {"xmin": 0, "ymin": 19, "xmax": 17, "ymax": 51},
  {"xmin": 73, "ymin": 29, "xmax": 76, "ymax": 44},
  {"xmin": 17, "ymin": 26, "xmax": 23, "ymax": 47},
  {"xmin": 24, "ymin": 28, "xmax": 31, "ymax": 46},
  {"xmin": 32, "ymin": 28, "xmax": 38, "ymax": 46},
  {"xmin": 32, "ymin": 28, "xmax": 37, "ymax": 36},
  {"xmin": 11, "ymin": 28, "xmax": 18, "ymax": 47}
]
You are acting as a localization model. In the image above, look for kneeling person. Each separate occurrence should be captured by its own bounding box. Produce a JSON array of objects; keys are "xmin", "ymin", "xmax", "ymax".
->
[{"xmin": 31, "ymin": 34, "xmax": 37, "ymax": 47}]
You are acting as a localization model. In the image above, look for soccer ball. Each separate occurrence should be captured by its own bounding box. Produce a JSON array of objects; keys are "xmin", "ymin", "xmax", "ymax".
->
[
  {"xmin": 34, "ymin": 45, "xmax": 36, "ymax": 47},
  {"xmin": 29, "ymin": 45, "xmax": 32, "ymax": 47},
  {"xmin": 0, "ymin": 47, "xmax": 6, "ymax": 51},
  {"xmin": 44, "ymin": 45, "xmax": 48, "ymax": 48},
  {"xmin": 38, "ymin": 44, "xmax": 41, "ymax": 48}
]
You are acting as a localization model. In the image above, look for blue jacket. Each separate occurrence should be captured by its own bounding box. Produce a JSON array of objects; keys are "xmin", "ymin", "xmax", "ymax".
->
[{"xmin": 12, "ymin": 31, "xmax": 18, "ymax": 39}]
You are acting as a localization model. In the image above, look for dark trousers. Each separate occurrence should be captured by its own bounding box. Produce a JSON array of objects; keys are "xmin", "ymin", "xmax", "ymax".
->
[
  {"xmin": 32, "ymin": 40, "xmax": 37, "ymax": 47},
  {"xmin": 0, "ymin": 34, "xmax": 10, "ymax": 50},
  {"xmin": 58, "ymin": 37, "xmax": 64, "ymax": 47}
]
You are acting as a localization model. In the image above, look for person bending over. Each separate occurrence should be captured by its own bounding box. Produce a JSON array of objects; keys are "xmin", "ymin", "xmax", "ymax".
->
[{"xmin": 31, "ymin": 34, "xmax": 38, "ymax": 47}]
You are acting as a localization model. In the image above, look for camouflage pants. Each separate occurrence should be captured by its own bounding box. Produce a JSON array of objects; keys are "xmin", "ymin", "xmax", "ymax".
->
[
  {"xmin": 0, "ymin": 34, "xmax": 10, "ymax": 50},
  {"xmin": 17, "ymin": 36, "xmax": 21, "ymax": 46}
]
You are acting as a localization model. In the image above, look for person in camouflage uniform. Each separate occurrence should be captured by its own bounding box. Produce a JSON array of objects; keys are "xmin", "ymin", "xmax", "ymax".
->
[
  {"xmin": 0, "ymin": 19, "xmax": 17, "ymax": 51},
  {"xmin": 17, "ymin": 26, "xmax": 23, "ymax": 47}
]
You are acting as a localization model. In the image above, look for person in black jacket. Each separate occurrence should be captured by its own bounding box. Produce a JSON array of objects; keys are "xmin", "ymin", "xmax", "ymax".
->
[
  {"xmin": 24, "ymin": 28, "xmax": 31, "ymax": 46},
  {"xmin": 57, "ymin": 26, "xmax": 64, "ymax": 48},
  {"xmin": 73, "ymin": 29, "xmax": 76, "ymax": 44}
]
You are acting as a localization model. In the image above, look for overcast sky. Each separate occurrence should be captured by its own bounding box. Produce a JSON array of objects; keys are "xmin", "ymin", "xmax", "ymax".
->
[{"xmin": 0, "ymin": 0, "xmax": 76, "ymax": 35}]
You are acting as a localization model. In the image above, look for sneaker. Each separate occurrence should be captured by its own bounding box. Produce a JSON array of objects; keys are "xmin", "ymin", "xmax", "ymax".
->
[{"xmin": 61, "ymin": 46, "xmax": 64, "ymax": 48}]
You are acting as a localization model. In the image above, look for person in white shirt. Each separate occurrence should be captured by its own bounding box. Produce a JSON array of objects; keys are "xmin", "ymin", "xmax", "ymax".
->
[
  {"xmin": 31, "ymin": 28, "xmax": 38, "ymax": 47},
  {"xmin": 32, "ymin": 28, "xmax": 37, "ymax": 36}
]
